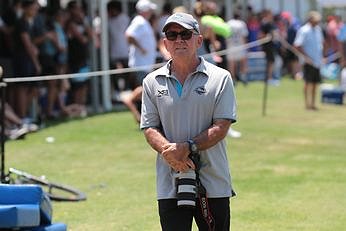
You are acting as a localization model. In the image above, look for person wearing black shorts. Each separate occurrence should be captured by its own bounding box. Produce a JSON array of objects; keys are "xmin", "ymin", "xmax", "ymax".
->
[{"xmin": 294, "ymin": 11, "xmax": 324, "ymax": 110}]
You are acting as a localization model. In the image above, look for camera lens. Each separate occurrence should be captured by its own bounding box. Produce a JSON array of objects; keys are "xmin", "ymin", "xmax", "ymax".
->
[{"xmin": 176, "ymin": 170, "xmax": 197, "ymax": 208}]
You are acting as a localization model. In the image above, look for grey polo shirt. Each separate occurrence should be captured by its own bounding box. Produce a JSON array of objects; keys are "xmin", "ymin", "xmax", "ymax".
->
[{"xmin": 140, "ymin": 57, "xmax": 237, "ymax": 200}]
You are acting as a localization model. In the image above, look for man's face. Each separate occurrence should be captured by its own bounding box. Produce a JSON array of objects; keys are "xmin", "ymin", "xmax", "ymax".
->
[
  {"xmin": 163, "ymin": 24, "xmax": 202, "ymax": 58},
  {"xmin": 310, "ymin": 19, "xmax": 320, "ymax": 27}
]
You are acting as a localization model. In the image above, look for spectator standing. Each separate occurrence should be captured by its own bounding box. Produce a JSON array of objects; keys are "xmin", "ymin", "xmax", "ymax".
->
[
  {"xmin": 223, "ymin": 12, "xmax": 246, "ymax": 138},
  {"xmin": 271, "ymin": 13, "xmax": 285, "ymax": 83},
  {"xmin": 66, "ymin": 0, "xmax": 96, "ymax": 107},
  {"xmin": 47, "ymin": 9, "xmax": 70, "ymax": 118},
  {"xmin": 11, "ymin": 0, "xmax": 41, "ymax": 119},
  {"xmin": 246, "ymin": 8, "xmax": 261, "ymax": 52},
  {"xmin": 193, "ymin": 1, "xmax": 222, "ymax": 65},
  {"xmin": 107, "ymin": 0, "xmax": 130, "ymax": 94},
  {"xmin": 123, "ymin": 0, "xmax": 157, "ymax": 123},
  {"xmin": 201, "ymin": 1, "xmax": 231, "ymax": 70},
  {"xmin": 141, "ymin": 12, "xmax": 237, "ymax": 230},
  {"xmin": 226, "ymin": 12, "xmax": 249, "ymax": 85},
  {"xmin": 53, "ymin": 9, "xmax": 68, "ymax": 76},
  {"xmin": 294, "ymin": 11, "xmax": 324, "ymax": 110},
  {"xmin": 33, "ymin": 8, "xmax": 61, "ymax": 119},
  {"xmin": 259, "ymin": 9, "xmax": 278, "ymax": 85},
  {"xmin": 281, "ymin": 11, "xmax": 301, "ymax": 79}
]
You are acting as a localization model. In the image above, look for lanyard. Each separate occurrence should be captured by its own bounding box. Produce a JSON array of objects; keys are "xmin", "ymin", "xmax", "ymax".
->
[{"xmin": 192, "ymin": 153, "xmax": 215, "ymax": 231}]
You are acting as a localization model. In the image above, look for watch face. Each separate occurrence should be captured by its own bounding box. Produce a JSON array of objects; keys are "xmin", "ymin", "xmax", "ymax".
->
[
  {"xmin": 191, "ymin": 144, "xmax": 197, "ymax": 152},
  {"xmin": 188, "ymin": 140, "xmax": 197, "ymax": 153}
]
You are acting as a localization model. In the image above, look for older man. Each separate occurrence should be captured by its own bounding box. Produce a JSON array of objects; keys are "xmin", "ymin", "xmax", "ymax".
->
[
  {"xmin": 123, "ymin": 0, "xmax": 157, "ymax": 123},
  {"xmin": 140, "ymin": 12, "xmax": 237, "ymax": 231}
]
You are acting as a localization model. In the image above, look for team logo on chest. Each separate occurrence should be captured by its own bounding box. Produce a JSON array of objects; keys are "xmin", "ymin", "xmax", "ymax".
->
[
  {"xmin": 194, "ymin": 86, "xmax": 206, "ymax": 95},
  {"xmin": 157, "ymin": 89, "xmax": 169, "ymax": 97}
]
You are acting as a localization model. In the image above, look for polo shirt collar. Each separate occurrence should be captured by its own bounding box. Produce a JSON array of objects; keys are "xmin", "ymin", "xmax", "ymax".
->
[{"xmin": 159, "ymin": 57, "xmax": 209, "ymax": 78}]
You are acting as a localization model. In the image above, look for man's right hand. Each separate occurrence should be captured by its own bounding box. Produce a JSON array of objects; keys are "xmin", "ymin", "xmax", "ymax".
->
[{"xmin": 161, "ymin": 142, "xmax": 195, "ymax": 172}]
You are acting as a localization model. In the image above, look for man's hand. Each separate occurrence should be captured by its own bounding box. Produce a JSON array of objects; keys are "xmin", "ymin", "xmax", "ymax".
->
[{"xmin": 161, "ymin": 142, "xmax": 195, "ymax": 172}]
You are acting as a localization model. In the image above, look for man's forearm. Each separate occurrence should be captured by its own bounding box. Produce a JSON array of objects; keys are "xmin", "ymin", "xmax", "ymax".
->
[
  {"xmin": 143, "ymin": 127, "xmax": 169, "ymax": 153},
  {"xmin": 192, "ymin": 119, "xmax": 232, "ymax": 151}
]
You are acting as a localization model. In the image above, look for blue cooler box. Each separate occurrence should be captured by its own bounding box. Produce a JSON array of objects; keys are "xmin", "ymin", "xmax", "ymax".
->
[
  {"xmin": 246, "ymin": 52, "xmax": 266, "ymax": 81},
  {"xmin": 0, "ymin": 184, "xmax": 52, "ymax": 228},
  {"xmin": 321, "ymin": 88, "xmax": 344, "ymax": 105},
  {"xmin": 0, "ymin": 184, "xmax": 66, "ymax": 231}
]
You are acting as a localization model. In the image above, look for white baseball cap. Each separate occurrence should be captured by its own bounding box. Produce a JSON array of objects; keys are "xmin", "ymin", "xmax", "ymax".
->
[{"xmin": 136, "ymin": 0, "xmax": 157, "ymax": 12}]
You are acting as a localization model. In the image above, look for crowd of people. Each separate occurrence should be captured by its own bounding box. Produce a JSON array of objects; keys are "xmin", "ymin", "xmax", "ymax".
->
[
  {"xmin": 0, "ymin": 0, "xmax": 95, "ymax": 140},
  {"xmin": 1, "ymin": 0, "xmax": 346, "ymax": 141}
]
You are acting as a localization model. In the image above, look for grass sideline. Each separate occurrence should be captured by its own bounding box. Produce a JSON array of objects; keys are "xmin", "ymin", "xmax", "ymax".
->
[{"xmin": 4, "ymin": 78, "xmax": 346, "ymax": 230}]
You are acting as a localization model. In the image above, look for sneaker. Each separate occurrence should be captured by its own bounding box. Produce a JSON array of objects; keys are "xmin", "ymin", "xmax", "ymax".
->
[
  {"xmin": 227, "ymin": 128, "xmax": 242, "ymax": 138},
  {"xmin": 8, "ymin": 127, "xmax": 29, "ymax": 140},
  {"xmin": 22, "ymin": 123, "xmax": 39, "ymax": 132}
]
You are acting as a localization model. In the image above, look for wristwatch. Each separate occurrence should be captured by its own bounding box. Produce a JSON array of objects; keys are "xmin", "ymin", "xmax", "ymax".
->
[{"xmin": 187, "ymin": 139, "xmax": 198, "ymax": 154}]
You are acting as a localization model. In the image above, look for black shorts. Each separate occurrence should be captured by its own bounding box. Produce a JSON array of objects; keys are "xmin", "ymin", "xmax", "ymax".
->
[
  {"xmin": 303, "ymin": 64, "xmax": 322, "ymax": 83},
  {"xmin": 263, "ymin": 42, "xmax": 275, "ymax": 63},
  {"xmin": 158, "ymin": 197, "xmax": 230, "ymax": 231}
]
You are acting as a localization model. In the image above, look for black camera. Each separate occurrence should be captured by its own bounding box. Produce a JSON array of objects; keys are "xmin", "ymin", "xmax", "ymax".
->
[{"xmin": 176, "ymin": 153, "xmax": 200, "ymax": 208}]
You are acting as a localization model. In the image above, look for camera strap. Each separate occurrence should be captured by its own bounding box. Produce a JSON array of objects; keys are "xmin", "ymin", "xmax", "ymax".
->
[{"xmin": 194, "ymin": 158, "xmax": 215, "ymax": 231}]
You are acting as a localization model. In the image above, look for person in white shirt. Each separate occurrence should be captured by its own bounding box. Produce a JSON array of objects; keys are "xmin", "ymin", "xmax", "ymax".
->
[
  {"xmin": 108, "ymin": 1, "xmax": 130, "ymax": 69},
  {"xmin": 107, "ymin": 1, "xmax": 130, "ymax": 95},
  {"xmin": 123, "ymin": 0, "xmax": 157, "ymax": 123},
  {"xmin": 226, "ymin": 12, "xmax": 249, "ymax": 85},
  {"xmin": 294, "ymin": 11, "xmax": 324, "ymax": 110}
]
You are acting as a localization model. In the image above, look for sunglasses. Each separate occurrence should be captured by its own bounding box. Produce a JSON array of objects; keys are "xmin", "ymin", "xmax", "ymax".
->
[{"xmin": 165, "ymin": 30, "xmax": 196, "ymax": 41}]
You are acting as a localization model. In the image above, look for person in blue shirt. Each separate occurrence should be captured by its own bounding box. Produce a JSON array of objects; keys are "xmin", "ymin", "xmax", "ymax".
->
[{"xmin": 294, "ymin": 11, "xmax": 324, "ymax": 110}]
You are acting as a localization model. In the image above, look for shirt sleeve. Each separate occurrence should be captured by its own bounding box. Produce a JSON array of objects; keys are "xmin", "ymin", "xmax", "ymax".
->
[
  {"xmin": 125, "ymin": 17, "xmax": 143, "ymax": 41},
  {"xmin": 140, "ymin": 78, "xmax": 161, "ymax": 129},
  {"xmin": 293, "ymin": 28, "xmax": 304, "ymax": 47},
  {"xmin": 213, "ymin": 73, "xmax": 237, "ymax": 123}
]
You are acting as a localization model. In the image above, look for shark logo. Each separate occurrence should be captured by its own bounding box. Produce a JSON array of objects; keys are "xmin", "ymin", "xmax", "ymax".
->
[{"xmin": 195, "ymin": 86, "xmax": 206, "ymax": 95}]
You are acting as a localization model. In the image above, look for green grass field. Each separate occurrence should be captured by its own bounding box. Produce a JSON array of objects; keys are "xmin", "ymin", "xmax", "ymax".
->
[{"xmin": 4, "ymin": 78, "xmax": 346, "ymax": 230}]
